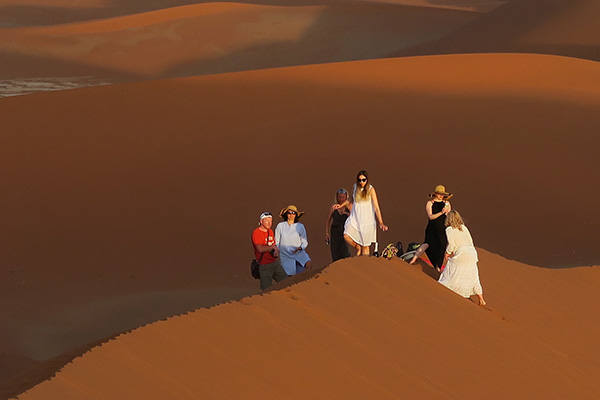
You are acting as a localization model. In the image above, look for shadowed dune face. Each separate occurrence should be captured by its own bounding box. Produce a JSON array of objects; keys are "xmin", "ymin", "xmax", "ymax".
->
[
  {"xmin": 0, "ymin": 0, "xmax": 201, "ymax": 27},
  {"xmin": 14, "ymin": 254, "xmax": 600, "ymax": 399},
  {"xmin": 0, "ymin": 353, "xmax": 40, "ymax": 385},
  {"xmin": 0, "ymin": 0, "xmax": 503, "ymax": 28},
  {"xmin": 0, "ymin": 54, "xmax": 599, "ymax": 365},
  {"xmin": 398, "ymin": 0, "xmax": 600, "ymax": 61},
  {"xmin": 0, "ymin": 2, "xmax": 481, "ymax": 81}
]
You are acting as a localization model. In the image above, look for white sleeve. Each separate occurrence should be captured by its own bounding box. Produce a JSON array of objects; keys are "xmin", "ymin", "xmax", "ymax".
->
[{"xmin": 445, "ymin": 227, "xmax": 456, "ymax": 255}]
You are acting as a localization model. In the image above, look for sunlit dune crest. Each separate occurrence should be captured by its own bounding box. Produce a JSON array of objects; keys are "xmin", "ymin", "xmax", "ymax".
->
[{"xmin": 16, "ymin": 253, "xmax": 600, "ymax": 399}]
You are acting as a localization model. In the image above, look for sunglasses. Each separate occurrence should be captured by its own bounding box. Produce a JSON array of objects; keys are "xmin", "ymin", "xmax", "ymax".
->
[
  {"xmin": 287, "ymin": 211, "xmax": 297, "ymax": 215},
  {"xmin": 358, "ymin": 178, "xmax": 367, "ymax": 182}
]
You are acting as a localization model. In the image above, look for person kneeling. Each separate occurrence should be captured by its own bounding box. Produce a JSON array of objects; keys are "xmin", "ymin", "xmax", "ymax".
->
[
  {"xmin": 252, "ymin": 212, "xmax": 288, "ymax": 291},
  {"xmin": 438, "ymin": 210, "xmax": 486, "ymax": 306}
]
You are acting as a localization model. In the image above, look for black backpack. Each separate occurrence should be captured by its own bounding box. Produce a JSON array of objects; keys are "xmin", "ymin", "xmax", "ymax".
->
[{"xmin": 395, "ymin": 241, "xmax": 404, "ymax": 255}]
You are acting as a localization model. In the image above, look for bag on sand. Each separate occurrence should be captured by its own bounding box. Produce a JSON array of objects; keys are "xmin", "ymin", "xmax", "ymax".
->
[
  {"xmin": 399, "ymin": 250, "xmax": 417, "ymax": 262},
  {"xmin": 250, "ymin": 259, "xmax": 261, "ymax": 279},
  {"xmin": 381, "ymin": 243, "xmax": 399, "ymax": 259},
  {"xmin": 399, "ymin": 242, "xmax": 422, "ymax": 262},
  {"xmin": 395, "ymin": 241, "xmax": 404, "ymax": 255},
  {"xmin": 406, "ymin": 242, "xmax": 421, "ymax": 252},
  {"xmin": 250, "ymin": 250, "xmax": 266, "ymax": 280}
]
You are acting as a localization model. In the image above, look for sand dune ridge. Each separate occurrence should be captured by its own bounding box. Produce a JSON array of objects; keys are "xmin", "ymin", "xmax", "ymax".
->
[{"xmin": 14, "ymin": 252, "xmax": 600, "ymax": 399}]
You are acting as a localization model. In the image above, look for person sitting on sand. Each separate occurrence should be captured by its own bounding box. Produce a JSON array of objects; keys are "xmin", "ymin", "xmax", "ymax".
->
[
  {"xmin": 438, "ymin": 210, "xmax": 486, "ymax": 306},
  {"xmin": 252, "ymin": 212, "xmax": 288, "ymax": 290},
  {"xmin": 325, "ymin": 188, "xmax": 352, "ymax": 262},
  {"xmin": 336, "ymin": 170, "xmax": 388, "ymax": 256},
  {"xmin": 275, "ymin": 205, "xmax": 312, "ymax": 275}
]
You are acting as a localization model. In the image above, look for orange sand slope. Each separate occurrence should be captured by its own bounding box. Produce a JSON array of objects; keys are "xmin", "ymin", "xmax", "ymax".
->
[
  {"xmin": 0, "ymin": 0, "xmax": 201, "ymax": 27},
  {"xmin": 1, "ymin": 53, "xmax": 599, "ymax": 367},
  {"xmin": 0, "ymin": 0, "xmax": 503, "ymax": 28},
  {"xmin": 0, "ymin": 1, "xmax": 481, "ymax": 80},
  {"xmin": 16, "ymin": 252, "xmax": 600, "ymax": 400},
  {"xmin": 398, "ymin": 0, "xmax": 600, "ymax": 61}
]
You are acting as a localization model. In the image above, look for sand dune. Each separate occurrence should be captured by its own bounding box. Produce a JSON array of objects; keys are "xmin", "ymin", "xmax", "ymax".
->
[
  {"xmin": 0, "ymin": 0, "xmax": 203, "ymax": 27},
  {"xmin": 13, "ymin": 252, "xmax": 600, "ymax": 399},
  {"xmin": 0, "ymin": 0, "xmax": 503, "ymax": 28},
  {"xmin": 0, "ymin": 1, "xmax": 481, "ymax": 80},
  {"xmin": 1, "ymin": 0, "xmax": 597, "ymax": 397},
  {"xmin": 0, "ymin": 53, "xmax": 599, "ymax": 383},
  {"xmin": 0, "ymin": 353, "xmax": 39, "ymax": 388},
  {"xmin": 398, "ymin": 0, "xmax": 600, "ymax": 61}
]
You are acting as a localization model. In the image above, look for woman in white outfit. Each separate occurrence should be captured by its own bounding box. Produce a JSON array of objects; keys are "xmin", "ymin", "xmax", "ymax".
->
[
  {"xmin": 336, "ymin": 170, "xmax": 388, "ymax": 256},
  {"xmin": 275, "ymin": 205, "xmax": 312, "ymax": 275},
  {"xmin": 438, "ymin": 210, "xmax": 486, "ymax": 306}
]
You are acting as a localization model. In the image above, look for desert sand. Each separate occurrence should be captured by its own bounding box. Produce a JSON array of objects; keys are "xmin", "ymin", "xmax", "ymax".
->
[
  {"xmin": 0, "ymin": 1, "xmax": 485, "ymax": 82},
  {"xmin": 12, "ymin": 252, "xmax": 600, "ymax": 399},
  {"xmin": 1, "ymin": 52, "xmax": 599, "ymax": 398},
  {"xmin": 1, "ymin": 0, "xmax": 599, "ymax": 398},
  {"xmin": 0, "ymin": 0, "xmax": 502, "ymax": 29},
  {"xmin": 398, "ymin": 0, "xmax": 600, "ymax": 61}
]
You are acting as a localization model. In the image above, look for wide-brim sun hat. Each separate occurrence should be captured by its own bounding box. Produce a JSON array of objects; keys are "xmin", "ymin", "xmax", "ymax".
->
[
  {"xmin": 280, "ymin": 204, "xmax": 305, "ymax": 220},
  {"xmin": 429, "ymin": 184, "xmax": 453, "ymax": 199}
]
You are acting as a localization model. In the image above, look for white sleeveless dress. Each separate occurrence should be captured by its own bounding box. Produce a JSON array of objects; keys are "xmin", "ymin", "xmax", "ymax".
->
[{"xmin": 344, "ymin": 184, "xmax": 376, "ymax": 246}]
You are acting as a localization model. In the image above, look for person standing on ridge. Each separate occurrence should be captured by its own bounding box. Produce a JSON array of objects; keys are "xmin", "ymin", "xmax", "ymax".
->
[
  {"xmin": 420, "ymin": 185, "xmax": 452, "ymax": 271},
  {"xmin": 337, "ymin": 170, "xmax": 388, "ymax": 256},
  {"xmin": 325, "ymin": 188, "xmax": 352, "ymax": 261}
]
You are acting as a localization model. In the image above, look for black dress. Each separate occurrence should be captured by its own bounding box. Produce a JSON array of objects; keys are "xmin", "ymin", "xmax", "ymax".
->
[
  {"xmin": 330, "ymin": 208, "xmax": 351, "ymax": 261},
  {"xmin": 424, "ymin": 201, "xmax": 447, "ymax": 269}
]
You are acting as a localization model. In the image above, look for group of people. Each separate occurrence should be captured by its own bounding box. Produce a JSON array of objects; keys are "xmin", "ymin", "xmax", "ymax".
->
[{"xmin": 251, "ymin": 170, "xmax": 486, "ymax": 305}]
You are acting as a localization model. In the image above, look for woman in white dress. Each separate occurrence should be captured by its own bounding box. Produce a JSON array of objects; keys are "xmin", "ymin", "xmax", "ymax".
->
[
  {"xmin": 438, "ymin": 210, "xmax": 486, "ymax": 306},
  {"xmin": 275, "ymin": 205, "xmax": 312, "ymax": 275},
  {"xmin": 336, "ymin": 170, "xmax": 388, "ymax": 256}
]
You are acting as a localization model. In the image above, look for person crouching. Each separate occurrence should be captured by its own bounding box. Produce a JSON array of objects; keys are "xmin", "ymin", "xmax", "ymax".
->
[{"xmin": 251, "ymin": 212, "xmax": 288, "ymax": 290}]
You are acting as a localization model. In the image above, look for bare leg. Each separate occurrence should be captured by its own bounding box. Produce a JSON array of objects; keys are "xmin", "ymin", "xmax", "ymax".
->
[
  {"xmin": 362, "ymin": 246, "xmax": 370, "ymax": 256},
  {"xmin": 477, "ymin": 294, "xmax": 486, "ymax": 306},
  {"xmin": 409, "ymin": 243, "xmax": 429, "ymax": 264},
  {"xmin": 344, "ymin": 234, "xmax": 362, "ymax": 256}
]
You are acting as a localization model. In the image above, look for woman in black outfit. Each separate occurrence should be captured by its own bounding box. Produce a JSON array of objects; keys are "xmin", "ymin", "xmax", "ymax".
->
[
  {"xmin": 422, "ymin": 185, "xmax": 452, "ymax": 271},
  {"xmin": 325, "ymin": 188, "xmax": 352, "ymax": 261}
]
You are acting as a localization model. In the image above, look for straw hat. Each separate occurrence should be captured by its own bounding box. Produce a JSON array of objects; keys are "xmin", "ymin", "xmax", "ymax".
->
[
  {"xmin": 280, "ymin": 204, "xmax": 305, "ymax": 220},
  {"xmin": 429, "ymin": 184, "xmax": 453, "ymax": 200}
]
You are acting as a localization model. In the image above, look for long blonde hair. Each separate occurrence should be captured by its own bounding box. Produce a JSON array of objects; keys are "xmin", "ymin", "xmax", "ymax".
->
[
  {"xmin": 445, "ymin": 210, "xmax": 464, "ymax": 231},
  {"xmin": 355, "ymin": 170, "xmax": 370, "ymax": 202}
]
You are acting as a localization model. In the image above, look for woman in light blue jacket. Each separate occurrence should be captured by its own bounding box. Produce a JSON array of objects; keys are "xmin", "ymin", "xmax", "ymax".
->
[{"xmin": 275, "ymin": 205, "xmax": 312, "ymax": 275}]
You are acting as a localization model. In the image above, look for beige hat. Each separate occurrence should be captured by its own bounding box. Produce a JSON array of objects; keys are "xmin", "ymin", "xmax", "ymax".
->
[
  {"xmin": 429, "ymin": 185, "xmax": 453, "ymax": 200},
  {"xmin": 280, "ymin": 204, "xmax": 305, "ymax": 220}
]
